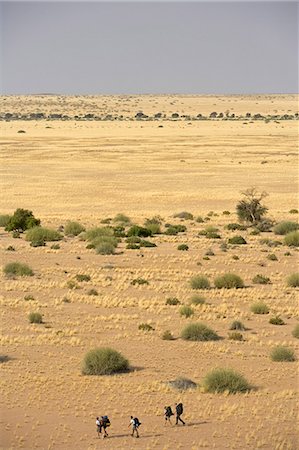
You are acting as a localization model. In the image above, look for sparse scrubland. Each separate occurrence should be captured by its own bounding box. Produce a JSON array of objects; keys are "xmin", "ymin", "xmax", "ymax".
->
[{"xmin": 0, "ymin": 95, "xmax": 298, "ymax": 450}]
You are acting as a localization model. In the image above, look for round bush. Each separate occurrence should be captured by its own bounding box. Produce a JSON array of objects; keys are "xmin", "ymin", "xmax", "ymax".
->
[
  {"xmin": 4, "ymin": 262, "xmax": 34, "ymax": 277},
  {"xmin": 286, "ymin": 273, "xmax": 299, "ymax": 287},
  {"xmin": 228, "ymin": 332, "xmax": 243, "ymax": 341},
  {"xmin": 181, "ymin": 323, "xmax": 220, "ymax": 341},
  {"xmin": 250, "ymin": 302, "xmax": 269, "ymax": 314},
  {"xmin": 178, "ymin": 244, "xmax": 189, "ymax": 251},
  {"xmin": 190, "ymin": 275, "xmax": 210, "ymax": 290},
  {"xmin": 166, "ymin": 297, "xmax": 180, "ymax": 305},
  {"xmin": 82, "ymin": 347, "xmax": 129, "ymax": 375},
  {"xmin": 270, "ymin": 346, "xmax": 296, "ymax": 362},
  {"xmin": 26, "ymin": 226, "xmax": 62, "ymax": 242},
  {"xmin": 28, "ymin": 312, "xmax": 43, "ymax": 324},
  {"xmin": 162, "ymin": 330, "xmax": 174, "ymax": 340},
  {"xmin": 179, "ymin": 305, "xmax": 194, "ymax": 318},
  {"xmin": 64, "ymin": 221, "xmax": 86, "ymax": 236},
  {"xmin": 214, "ymin": 273, "xmax": 244, "ymax": 289},
  {"xmin": 228, "ymin": 236, "xmax": 247, "ymax": 245},
  {"xmin": 189, "ymin": 295, "xmax": 205, "ymax": 305},
  {"xmin": 284, "ymin": 231, "xmax": 299, "ymax": 247},
  {"xmin": 96, "ymin": 241, "xmax": 116, "ymax": 255},
  {"xmin": 252, "ymin": 274, "xmax": 271, "ymax": 285},
  {"xmin": 274, "ymin": 221, "xmax": 299, "ymax": 235},
  {"xmin": 269, "ymin": 316, "xmax": 285, "ymax": 325},
  {"xmin": 202, "ymin": 368, "xmax": 251, "ymax": 393},
  {"xmin": 229, "ymin": 320, "xmax": 245, "ymax": 331},
  {"xmin": 127, "ymin": 225, "xmax": 152, "ymax": 237},
  {"xmin": 292, "ymin": 323, "xmax": 299, "ymax": 338}
]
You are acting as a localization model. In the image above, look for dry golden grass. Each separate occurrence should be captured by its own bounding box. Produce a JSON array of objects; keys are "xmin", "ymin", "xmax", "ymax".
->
[{"xmin": 0, "ymin": 95, "xmax": 298, "ymax": 449}]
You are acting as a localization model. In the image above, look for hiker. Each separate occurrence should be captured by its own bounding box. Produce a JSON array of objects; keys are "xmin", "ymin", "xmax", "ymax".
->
[
  {"xmin": 129, "ymin": 416, "xmax": 141, "ymax": 438},
  {"xmin": 164, "ymin": 406, "xmax": 174, "ymax": 425},
  {"xmin": 96, "ymin": 415, "xmax": 110, "ymax": 438},
  {"xmin": 175, "ymin": 403, "xmax": 185, "ymax": 425}
]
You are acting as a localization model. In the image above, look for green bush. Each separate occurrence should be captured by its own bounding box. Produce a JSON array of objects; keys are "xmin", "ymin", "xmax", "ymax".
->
[
  {"xmin": 181, "ymin": 323, "xmax": 220, "ymax": 341},
  {"xmin": 84, "ymin": 227, "xmax": 114, "ymax": 241},
  {"xmin": 232, "ymin": 255, "xmax": 239, "ymax": 260},
  {"xmin": 260, "ymin": 238, "xmax": 282, "ymax": 248},
  {"xmin": 131, "ymin": 277, "xmax": 149, "ymax": 285},
  {"xmin": 274, "ymin": 221, "xmax": 299, "ymax": 235},
  {"xmin": 178, "ymin": 244, "xmax": 189, "ymax": 251},
  {"xmin": 228, "ymin": 332, "xmax": 243, "ymax": 341},
  {"xmin": 87, "ymin": 288, "xmax": 98, "ymax": 296},
  {"xmin": 164, "ymin": 224, "xmax": 187, "ymax": 235},
  {"xmin": 126, "ymin": 243, "xmax": 140, "ymax": 250},
  {"xmin": 113, "ymin": 226, "xmax": 126, "ymax": 238},
  {"xmin": 270, "ymin": 346, "xmax": 296, "ymax": 362},
  {"xmin": 250, "ymin": 302, "xmax": 269, "ymax": 314},
  {"xmin": 196, "ymin": 216, "xmax": 204, "ymax": 223},
  {"xmin": 284, "ymin": 231, "xmax": 299, "ymax": 247},
  {"xmin": 214, "ymin": 273, "xmax": 244, "ymax": 289},
  {"xmin": 138, "ymin": 323, "xmax": 154, "ymax": 331},
  {"xmin": 166, "ymin": 297, "xmax": 180, "ymax": 305},
  {"xmin": 189, "ymin": 295, "xmax": 205, "ymax": 305},
  {"xmin": 289, "ymin": 209, "xmax": 298, "ymax": 214},
  {"xmin": 202, "ymin": 368, "xmax": 251, "ymax": 393},
  {"xmin": 222, "ymin": 210, "xmax": 230, "ymax": 215},
  {"xmin": 269, "ymin": 316, "xmax": 285, "ymax": 325},
  {"xmin": 26, "ymin": 227, "xmax": 62, "ymax": 242},
  {"xmin": 179, "ymin": 305, "xmax": 194, "ymax": 318},
  {"xmin": 162, "ymin": 330, "xmax": 174, "ymax": 340},
  {"xmin": 252, "ymin": 274, "xmax": 271, "ymax": 285},
  {"xmin": 173, "ymin": 211, "xmax": 193, "ymax": 220},
  {"xmin": 76, "ymin": 274, "xmax": 91, "ymax": 282},
  {"xmin": 286, "ymin": 273, "xmax": 299, "ymax": 287},
  {"xmin": 64, "ymin": 221, "xmax": 85, "ymax": 236},
  {"xmin": 226, "ymin": 223, "xmax": 247, "ymax": 231},
  {"xmin": 82, "ymin": 347, "xmax": 129, "ymax": 375},
  {"xmin": 4, "ymin": 262, "xmax": 34, "ymax": 277},
  {"xmin": 292, "ymin": 323, "xmax": 299, "ymax": 338},
  {"xmin": 28, "ymin": 312, "xmax": 43, "ymax": 324},
  {"xmin": 96, "ymin": 241, "xmax": 116, "ymax": 255},
  {"xmin": 229, "ymin": 321, "xmax": 245, "ymax": 331},
  {"xmin": 113, "ymin": 213, "xmax": 131, "ymax": 224},
  {"xmin": 144, "ymin": 222, "xmax": 161, "ymax": 235},
  {"xmin": 0, "ymin": 214, "xmax": 11, "ymax": 227},
  {"xmin": 140, "ymin": 239, "xmax": 156, "ymax": 248},
  {"xmin": 127, "ymin": 225, "xmax": 152, "ymax": 237},
  {"xmin": 267, "ymin": 253, "xmax": 278, "ymax": 261},
  {"xmin": 228, "ymin": 236, "xmax": 247, "ymax": 245},
  {"xmin": 5, "ymin": 208, "xmax": 40, "ymax": 232},
  {"xmin": 24, "ymin": 294, "xmax": 35, "ymax": 301},
  {"xmin": 190, "ymin": 275, "xmax": 210, "ymax": 290}
]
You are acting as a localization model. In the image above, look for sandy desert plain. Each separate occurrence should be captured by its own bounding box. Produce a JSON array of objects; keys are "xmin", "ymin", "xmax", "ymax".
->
[{"xmin": 0, "ymin": 94, "xmax": 298, "ymax": 450}]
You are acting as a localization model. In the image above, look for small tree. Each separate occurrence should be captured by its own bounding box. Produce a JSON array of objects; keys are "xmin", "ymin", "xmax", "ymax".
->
[{"xmin": 236, "ymin": 188, "xmax": 268, "ymax": 224}]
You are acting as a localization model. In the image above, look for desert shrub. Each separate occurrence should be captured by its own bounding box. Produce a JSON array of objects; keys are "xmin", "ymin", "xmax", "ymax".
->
[
  {"xmin": 126, "ymin": 236, "xmax": 141, "ymax": 244},
  {"xmin": 5, "ymin": 208, "xmax": 40, "ymax": 232},
  {"xmin": 284, "ymin": 231, "xmax": 299, "ymax": 247},
  {"xmin": 26, "ymin": 227, "xmax": 62, "ymax": 242},
  {"xmin": 62, "ymin": 297, "xmax": 71, "ymax": 303},
  {"xmin": 6, "ymin": 246, "xmax": 15, "ymax": 251},
  {"xmin": 260, "ymin": 238, "xmax": 282, "ymax": 247},
  {"xmin": 173, "ymin": 211, "xmax": 193, "ymax": 220},
  {"xmin": 254, "ymin": 219, "xmax": 274, "ymax": 232},
  {"xmin": 202, "ymin": 368, "xmax": 251, "ymax": 393},
  {"xmin": 64, "ymin": 221, "xmax": 85, "ymax": 236},
  {"xmin": 113, "ymin": 226, "xmax": 126, "ymax": 237},
  {"xmin": 206, "ymin": 231, "xmax": 221, "ymax": 239},
  {"xmin": 270, "ymin": 346, "xmax": 296, "ymax": 362},
  {"xmin": 189, "ymin": 295, "xmax": 205, "ymax": 305},
  {"xmin": 51, "ymin": 243, "xmax": 60, "ymax": 250},
  {"xmin": 229, "ymin": 320, "xmax": 245, "ymax": 331},
  {"xmin": 162, "ymin": 330, "xmax": 174, "ymax": 340},
  {"xmin": 66, "ymin": 280, "xmax": 79, "ymax": 290},
  {"xmin": 166, "ymin": 297, "xmax": 180, "ymax": 305},
  {"xmin": 286, "ymin": 273, "xmax": 299, "ymax": 287},
  {"xmin": 289, "ymin": 209, "xmax": 298, "ymax": 214},
  {"xmin": 222, "ymin": 210, "xmax": 230, "ymax": 215},
  {"xmin": 236, "ymin": 188, "xmax": 268, "ymax": 224},
  {"xmin": 228, "ymin": 332, "xmax": 244, "ymax": 341},
  {"xmin": 126, "ymin": 243, "xmax": 140, "ymax": 250},
  {"xmin": 140, "ymin": 239, "xmax": 156, "ymax": 248},
  {"xmin": 292, "ymin": 324, "xmax": 299, "ymax": 338},
  {"xmin": 113, "ymin": 213, "xmax": 131, "ymax": 224},
  {"xmin": 267, "ymin": 253, "xmax": 278, "ymax": 261},
  {"xmin": 226, "ymin": 223, "xmax": 246, "ymax": 231},
  {"xmin": 4, "ymin": 262, "xmax": 33, "ymax": 277},
  {"xmin": 284, "ymin": 251, "xmax": 292, "ymax": 256},
  {"xmin": 250, "ymin": 229, "xmax": 260, "ymax": 235},
  {"xmin": 82, "ymin": 347, "xmax": 129, "ymax": 375},
  {"xmin": 205, "ymin": 249, "xmax": 215, "ymax": 256},
  {"xmin": 228, "ymin": 236, "xmax": 247, "ymax": 245},
  {"xmin": 87, "ymin": 288, "xmax": 98, "ymax": 296},
  {"xmin": 138, "ymin": 323, "xmax": 154, "ymax": 331},
  {"xmin": 24, "ymin": 294, "xmax": 35, "ymax": 301},
  {"xmin": 144, "ymin": 222, "xmax": 161, "ymax": 234},
  {"xmin": 232, "ymin": 255, "xmax": 239, "ymax": 260},
  {"xmin": 96, "ymin": 241, "xmax": 116, "ymax": 255},
  {"xmin": 127, "ymin": 225, "xmax": 152, "ymax": 237},
  {"xmin": 131, "ymin": 277, "xmax": 149, "ymax": 285},
  {"xmin": 28, "ymin": 312, "xmax": 43, "ymax": 324},
  {"xmin": 0, "ymin": 355, "xmax": 10, "ymax": 363},
  {"xmin": 164, "ymin": 224, "xmax": 187, "ymax": 235},
  {"xmin": 250, "ymin": 302, "xmax": 269, "ymax": 314},
  {"xmin": 76, "ymin": 274, "xmax": 91, "ymax": 282},
  {"xmin": 220, "ymin": 242, "xmax": 228, "ymax": 252},
  {"xmin": 181, "ymin": 323, "xmax": 220, "ymax": 341},
  {"xmin": 190, "ymin": 275, "xmax": 210, "ymax": 290},
  {"xmin": 12, "ymin": 231, "xmax": 20, "ymax": 238},
  {"xmin": 269, "ymin": 316, "xmax": 285, "ymax": 325},
  {"xmin": 0, "ymin": 214, "xmax": 11, "ymax": 227},
  {"xmin": 167, "ymin": 377, "xmax": 197, "ymax": 390},
  {"xmin": 178, "ymin": 244, "xmax": 189, "ymax": 251},
  {"xmin": 30, "ymin": 239, "xmax": 45, "ymax": 247},
  {"xmin": 198, "ymin": 226, "xmax": 219, "ymax": 236},
  {"xmin": 274, "ymin": 221, "xmax": 299, "ymax": 235},
  {"xmin": 196, "ymin": 216, "xmax": 204, "ymax": 223},
  {"xmin": 252, "ymin": 274, "xmax": 271, "ymax": 284},
  {"xmin": 214, "ymin": 273, "xmax": 244, "ymax": 289},
  {"xmin": 84, "ymin": 227, "xmax": 114, "ymax": 241},
  {"xmin": 179, "ymin": 305, "xmax": 194, "ymax": 318}
]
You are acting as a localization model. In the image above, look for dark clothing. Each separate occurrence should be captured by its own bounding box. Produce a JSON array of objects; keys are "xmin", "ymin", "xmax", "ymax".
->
[
  {"xmin": 175, "ymin": 403, "xmax": 185, "ymax": 425},
  {"xmin": 176, "ymin": 414, "xmax": 185, "ymax": 425}
]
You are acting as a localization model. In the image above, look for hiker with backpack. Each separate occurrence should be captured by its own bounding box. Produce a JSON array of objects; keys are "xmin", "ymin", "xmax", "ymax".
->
[
  {"xmin": 129, "ymin": 416, "xmax": 141, "ymax": 438},
  {"xmin": 164, "ymin": 406, "xmax": 174, "ymax": 425},
  {"xmin": 175, "ymin": 403, "xmax": 185, "ymax": 425},
  {"xmin": 96, "ymin": 415, "xmax": 110, "ymax": 438}
]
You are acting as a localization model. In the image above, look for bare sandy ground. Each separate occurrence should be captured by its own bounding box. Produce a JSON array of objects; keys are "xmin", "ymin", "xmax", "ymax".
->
[{"xmin": 0, "ymin": 95, "xmax": 298, "ymax": 450}]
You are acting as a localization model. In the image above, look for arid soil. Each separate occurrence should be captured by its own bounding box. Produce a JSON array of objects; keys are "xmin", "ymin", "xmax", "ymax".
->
[{"xmin": 0, "ymin": 95, "xmax": 298, "ymax": 450}]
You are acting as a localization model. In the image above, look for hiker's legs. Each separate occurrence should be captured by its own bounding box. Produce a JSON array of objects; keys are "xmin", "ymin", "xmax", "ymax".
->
[{"xmin": 176, "ymin": 414, "xmax": 185, "ymax": 425}]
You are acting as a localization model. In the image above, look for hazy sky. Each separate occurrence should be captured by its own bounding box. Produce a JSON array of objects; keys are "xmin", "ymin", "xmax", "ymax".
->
[{"xmin": 0, "ymin": 1, "xmax": 298, "ymax": 94}]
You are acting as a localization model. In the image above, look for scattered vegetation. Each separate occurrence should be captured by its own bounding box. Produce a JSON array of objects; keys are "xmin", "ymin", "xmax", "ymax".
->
[
  {"xmin": 173, "ymin": 211, "xmax": 193, "ymax": 220},
  {"xmin": 127, "ymin": 225, "xmax": 152, "ymax": 237},
  {"xmin": 189, "ymin": 295, "xmax": 205, "ymax": 305},
  {"xmin": 190, "ymin": 275, "xmax": 210, "ymax": 290},
  {"xmin": 82, "ymin": 347, "xmax": 129, "ymax": 375},
  {"xmin": 113, "ymin": 213, "xmax": 131, "ymax": 224},
  {"xmin": 250, "ymin": 302, "xmax": 269, "ymax": 314},
  {"xmin": 0, "ymin": 214, "xmax": 11, "ymax": 228},
  {"xmin": 214, "ymin": 273, "xmax": 244, "ymax": 289},
  {"xmin": 26, "ymin": 227, "xmax": 62, "ymax": 244},
  {"xmin": 267, "ymin": 253, "xmax": 278, "ymax": 261},
  {"xmin": 202, "ymin": 368, "xmax": 251, "ymax": 393},
  {"xmin": 4, "ymin": 262, "xmax": 34, "ymax": 277},
  {"xmin": 87, "ymin": 288, "xmax": 98, "ymax": 296},
  {"xmin": 181, "ymin": 323, "xmax": 220, "ymax": 341},
  {"xmin": 270, "ymin": 346, "xmax": 296, "ymax": 362},
  {"xmin": 286, "ymin": 273, "xmax": 299, "ymax": 287},
  {"xmin": 226, "ymin": 223, "xmax": 246, "ymax": 231}
]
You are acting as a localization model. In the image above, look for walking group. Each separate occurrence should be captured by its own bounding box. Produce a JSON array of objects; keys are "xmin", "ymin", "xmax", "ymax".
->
[{"xmin": 96, "ymin": 403, "xmax": 185, "ymax": 439}]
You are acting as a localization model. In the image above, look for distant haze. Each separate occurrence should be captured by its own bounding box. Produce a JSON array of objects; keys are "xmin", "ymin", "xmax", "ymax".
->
[{"xmin": 0, "ymin": 1, "xmax": 298, "ymax": 95}]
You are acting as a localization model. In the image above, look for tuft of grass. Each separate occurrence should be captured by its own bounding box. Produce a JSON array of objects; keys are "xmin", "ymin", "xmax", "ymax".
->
[
  {"xmin": 127, "ymin": 225, "xmax": 152, "ymax": 237},
  {"xmin": 190, "ymin": 275, "xmax": 210, "ymax": 290},
  {"xmin": 24, "ymin": 295, "xmax": 35, "ymax": 301},
  {"xmin": 284, "ymin": 231, "xmax": 299, "ymax": 247},
  {"xmin": 269, "ymin": 316, "xmax": 285, "ymax": 325},
  {"xmin": 113, "ymin": 213, "xmax": 131, "ymax": 224},
  {"xmin": 226, "ymin": 223, "xmax": 247, "ymax": 231},
  {"xmin": 75, "ymin": 274, "xmax": 91, "ymax": 282},
  {"xmin": 228, "ymin": 332, "xmax": 244, "ymax": 341},
  {"xmin": 84, "ymin": 227, "xmax": 114, "ymax": 241},
  {"xmin": 64, "ymin": 221, "xmax": 86, "ymax": 236},
  {"xmin": 164, "ymin": 224, "xmax": 187, "ymax": 235},
  {"xmin": 286, "ymin": 273, "xmax": 299, "ymax": 287},
  {"xmin": 228, "ymin": 235, "xmax": 247, "ymax": 245},
  {"xmin": 167, "ymin": 377, "xmax": 197, "ymax": 390},
  {"xmin": 196, "ymin": 216, "xmax": 204, "ymax": 223},
  {"xmin": 270, "ymin": 346, "xmax": 296, "ymax": 362},
  {"xmin": 289, "ymin": 209, "xmax": 298, "ymax": 214},
  {"xmin": 229, "ymin": 320, "xmax": 246, "ymax": 331},
  {"xmin": 292, "ymin": 323, "xmax": 299, "ymax": 338},
  {"xmin": 82, "ymin": 347, "xmax": 129, "ymax": 375},
  {"xmin": 0, "ymin": 214, "xmax": 11, "ymax": 228},
  {"xmin": 267, "ymin": 253, "xmax": 278, "ymax": 261},
  {"xmin": 202, "ymin": 368, "xmax": 251, "ymax": 393},
  {"xmin": 179, "ymin": 305, "xmax": 194, "ymax": 318},
  {"xmin": 177, "ymin": 244, "xmax": 189, "ymax": 251},
  {"xmin": 26, "ymin": 226, "xmax": 62, "ymax": 243},
  {"xmin": 131, "ymin": 277, "xmax": 149, "ymax": 286},
  {"xmin": 166, "ymin": 297, "xmax": 180, "ymax": 305},
  {"xmin": 250, "ymin": 302, "xmax": 269, "ymax": 314},
  {"xmin": 173, "ymin": 211, "xmax": 193, "ymax": 220},
  {"xmin": 252, "ymin": 274, "xmax": 271, "ymax": 285},
  {"xmin": 162, "ymin": 330, "xmax": 174, "ymax": 340},
  {"xmin": 189, "ymin": 295, "xmax": 205, "ymax": 306},
  {"xmin": 181, "ymin": 322, "xmax": 220, "ymax": 341},
  {"xmin": 274, "ymin": 221, "xmax": 299, "ymax": 235},
  {"xmin": 28, "ymin": 312, "xmax": 43, "ymax": 324},
  {"xmin": 138, "ymin": 323, "xmax": 154, "ymax": 331},
  {"xmin": 214, "ymin": 273, "xmax": 244, "ymax": 289},
  {"xmin": 51, "ymin": 243, "xmax": 60, "ymax": 250},
  {"xmin": 4, "ymin": 262, "xmax": 34, "ymax": 277},
  {"xmin": 96, "ymin": 241, "xmax": 116, "ymax": 255},
  {"xmin": 87, "ymin": 288, "xmax": 98, "ymax": 296},
  {"xmin": 222, "ymin": 210, "xmax": 230, "ymax": 215},
  {"xmin": 140, "ymin": 239, "xmax": 156, "ymax": 248}
]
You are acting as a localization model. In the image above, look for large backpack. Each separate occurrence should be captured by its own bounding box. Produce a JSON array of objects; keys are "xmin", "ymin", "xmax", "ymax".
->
[
  {"xmin": 102, "ymin": 416, "xmax": 110, "ymax": 427},
  {"xmin": 176, "ymin": 403, "xmax": 183, "ymax": 415},
  {"xmin": 133, "ymin": 417, "xmax": 141, "ymax": 427},
  {"xmin": 166, "ymin": 406, "xmax": 174, "ymax": 416}
]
